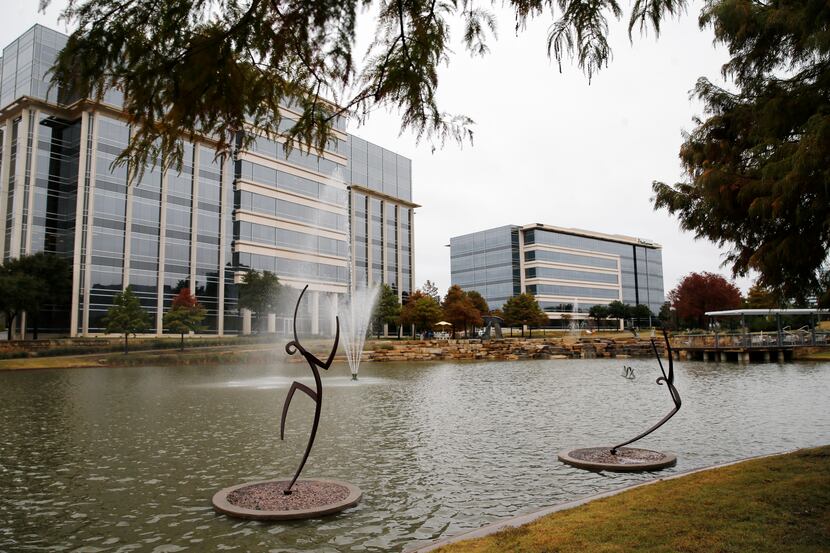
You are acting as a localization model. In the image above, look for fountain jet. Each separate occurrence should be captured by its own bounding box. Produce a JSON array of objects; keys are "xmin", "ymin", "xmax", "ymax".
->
[{"xmin": 339, "ymin": 286, "xmax": 380, "ymax": 380}]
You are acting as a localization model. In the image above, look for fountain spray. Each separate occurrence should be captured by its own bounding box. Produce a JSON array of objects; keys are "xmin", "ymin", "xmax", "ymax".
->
[{"xmin": 339, "ymin": 286, "xmax": 380, "ymax": 380}]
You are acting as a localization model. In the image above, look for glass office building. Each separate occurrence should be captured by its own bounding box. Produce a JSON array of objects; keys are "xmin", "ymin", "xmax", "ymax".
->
[
  {"xmin": 450, "ymin": 224, "xmax": 664, "ymax": 324},
  {"xmin": 0, "ymin": 25, "xmax": 416, "ymax": 337}
]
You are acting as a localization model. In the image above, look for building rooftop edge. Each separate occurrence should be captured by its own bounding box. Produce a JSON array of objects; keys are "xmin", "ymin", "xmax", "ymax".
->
[
  {"xmin": 449, "ymin": 224, "xmax": 661, "ymax": 249},
  {"xmin": 521, "ymin": 223, "xmax": 661, "ymax": 249}
]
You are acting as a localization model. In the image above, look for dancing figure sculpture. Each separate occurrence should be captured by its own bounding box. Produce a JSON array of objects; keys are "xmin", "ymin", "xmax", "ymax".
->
[
  {"xmin": 280, "ymin": 285, "xmax": 340, "ymax": 495},
  {"xmin": 610, "ymin": 328, "xmax": 681, "ymax": 455}
]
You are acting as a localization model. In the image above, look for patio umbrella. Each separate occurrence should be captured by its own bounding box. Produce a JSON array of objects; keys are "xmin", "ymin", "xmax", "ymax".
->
[{"xmin": 434, "ymin": 321, "xmax": 452, "ymax": 326}]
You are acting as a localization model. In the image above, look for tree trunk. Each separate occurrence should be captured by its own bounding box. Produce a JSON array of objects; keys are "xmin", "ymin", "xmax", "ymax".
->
[
  {"xmin": 6, "ymin": 312, "xmax": 15, "ymax": 341},
  {"xmin": 33, "ymin": 314, "xmax": 39, "ymax": 340},
  {"xmin": 124, "ymin": 333, "xmax": 129, "ymax": 354},
  {"xmin": 181, "ymin": 332, "xmax": 185, "ymax": 351}
]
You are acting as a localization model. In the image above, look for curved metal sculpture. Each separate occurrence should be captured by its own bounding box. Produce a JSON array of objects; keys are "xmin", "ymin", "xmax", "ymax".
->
[
  {"xmin": 610, "ymin": 329, "xmax": 681, "ymax": 454},
  {"xmin": 280, "ymin": 285, "xmax": 339, "ymax": 495}
]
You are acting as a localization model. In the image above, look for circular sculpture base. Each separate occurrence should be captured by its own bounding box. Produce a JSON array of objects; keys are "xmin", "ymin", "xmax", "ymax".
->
[
  {"xmin": 212, "ymin": 478, "xmax": 362, "ymax": 520},
  {"xmin": 558, "ymin": 447, "xmax": 677, "ymax": 472}
]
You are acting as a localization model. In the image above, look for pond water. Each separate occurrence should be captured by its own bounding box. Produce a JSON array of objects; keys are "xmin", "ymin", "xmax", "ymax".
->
[{"xmin": 1, "ymin": 358, "xmax": 829, "ymax": 552}]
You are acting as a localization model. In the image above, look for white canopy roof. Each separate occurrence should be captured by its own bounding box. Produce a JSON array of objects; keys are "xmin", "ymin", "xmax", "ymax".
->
[{"xmin": 705, "ymin": 308, "xmax": 828, "ymax": 317}]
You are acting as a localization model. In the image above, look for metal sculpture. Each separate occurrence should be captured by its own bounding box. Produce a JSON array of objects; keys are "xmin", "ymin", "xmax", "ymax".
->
[
  {"xmin": 621, "ymin": 365, "xmax": 635, "ymax": 379},
  {"xmin": 610, "ymin": 329, "xmax": 681, "ymax": 455},
  {"xmin": 280, "ymin": 285, "xmax": 339, "ymax": 495}
]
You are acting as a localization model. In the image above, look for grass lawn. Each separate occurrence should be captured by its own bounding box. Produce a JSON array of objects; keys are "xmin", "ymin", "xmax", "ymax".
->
[
  {"xmin": 0, "ymin": 342, "xmax": 283, "ymax": 370},
  {"xmin": 0, "ymin": 354, "xmax": 107, "ymax": 370},
  {"xmin": 433, "ymin": 446, "xmax": 830, "ymax": 553}
]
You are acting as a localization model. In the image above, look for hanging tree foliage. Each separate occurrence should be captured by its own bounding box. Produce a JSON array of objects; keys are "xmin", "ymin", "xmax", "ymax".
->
[
  {"xmin": 43, "ymin": 0, "xmax": 686, "ymax": 180},
  {"xmin": 653, "ymin": 1, "xmax": 830, "ymax": 304}
]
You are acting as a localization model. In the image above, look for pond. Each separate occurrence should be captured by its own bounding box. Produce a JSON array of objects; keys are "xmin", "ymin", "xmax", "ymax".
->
[{"xmin": 1, "ymin": 358, "xmax": 829, "ymax": 552}]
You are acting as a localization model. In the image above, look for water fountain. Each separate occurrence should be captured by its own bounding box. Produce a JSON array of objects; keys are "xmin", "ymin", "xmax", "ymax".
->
[
  {"xmin": 567, "ymin": 300, "xmax": 580, "ymax": 337},
  {"xmin": 339, "ymin": 285, "xmax": 380, "ymax": 380}
]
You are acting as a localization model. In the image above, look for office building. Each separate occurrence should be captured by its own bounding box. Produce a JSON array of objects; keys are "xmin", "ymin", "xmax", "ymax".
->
[
  {"xmin": 450, "ymin": 224, "xmax": 664, "ymax": 324},
  {"xmin": 0, "ymin": 25, "xmax": 416, "ymax": 337}
]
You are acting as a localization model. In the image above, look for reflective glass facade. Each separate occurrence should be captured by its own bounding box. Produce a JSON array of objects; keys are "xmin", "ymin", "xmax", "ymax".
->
[
  {"xmin": 450, "ymin": 224, "xmax": 664, "ymax": 319},
  {"xmin": 449, "ymin": 226, "xmax": 522, "ymax": 310},
  {"xmin": 0, "ymin": 25, "xmax": 416, "ymax": 337}
]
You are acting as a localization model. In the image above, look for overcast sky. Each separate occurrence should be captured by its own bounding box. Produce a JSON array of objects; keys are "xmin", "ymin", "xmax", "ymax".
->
[{"xmin": 2, "ymin": 0, "xmax": 754, "ymax": 298}]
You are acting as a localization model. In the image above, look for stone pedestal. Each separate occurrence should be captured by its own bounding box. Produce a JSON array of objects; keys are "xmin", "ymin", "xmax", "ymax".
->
[
  {"xmin": 559, "ymin": 447, "xmax": 676, "ymax": 472},
  {"xmin": 213, "ymin": 478, "xmax": 362, "ymax": 521}
]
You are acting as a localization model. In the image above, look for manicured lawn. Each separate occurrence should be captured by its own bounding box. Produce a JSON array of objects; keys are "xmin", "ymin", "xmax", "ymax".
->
[
  {"xmin": 0, "ymin": 343, "xmax": 281, "ymax": 370},
  {"xmin": 433, "ymin": 446, "xmax": 830, "ymax": 553}
]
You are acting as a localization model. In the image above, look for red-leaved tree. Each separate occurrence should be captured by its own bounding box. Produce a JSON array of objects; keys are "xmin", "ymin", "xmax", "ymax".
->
[
  {"xmin": 669, "ymin": 272, "xmax": 742, "ymax": 329},
  {"xmin": 163, "ymin": 288, "xmax": 206, "ymax": 350}
]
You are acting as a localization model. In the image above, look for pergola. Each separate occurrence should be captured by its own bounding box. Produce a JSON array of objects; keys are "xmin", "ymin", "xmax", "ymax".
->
[{"xmin": 705, "ymin": 308, "xmax": 828, "ymax": 341}]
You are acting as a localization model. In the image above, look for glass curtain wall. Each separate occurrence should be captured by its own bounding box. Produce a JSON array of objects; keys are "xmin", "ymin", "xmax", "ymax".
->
[
  {"xmin": 88, "ymin": 116, "xmax": 129, "ymax": 331},
  {"xmin": 196, "ymin": 146, "xmax": 222, "ymax": 331},
  {"xmin": 370, "ymin": 197, "xmax": 382, "ymax": 285},
  {"xmin": 352, "ymin": 192, "xmax": 369, "ymax": 288},
  {"xmin": 163, "ymin": 143, "xmax": 194, "ymax": 317}
]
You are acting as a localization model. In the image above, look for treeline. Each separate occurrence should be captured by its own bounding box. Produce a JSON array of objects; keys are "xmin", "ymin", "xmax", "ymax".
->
[{"xmin": 662, "ymin": 272, "xmax": 822, "ymax": 332}]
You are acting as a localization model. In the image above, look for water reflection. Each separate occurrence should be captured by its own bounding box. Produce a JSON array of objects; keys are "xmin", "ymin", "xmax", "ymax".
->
[
  {"xmin": 0, "ymin": 359, "xmax": 828, "ymax": 552},
  {"xmin": 205, "ymin": 375, "xmax": 391, "ymax": 390}
]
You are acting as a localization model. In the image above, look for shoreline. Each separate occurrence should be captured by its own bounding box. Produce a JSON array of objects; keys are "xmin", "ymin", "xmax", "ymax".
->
[
  {"xmin": 0, "ymin": 335, "xmax": 665, "ymax": 371},
  {"xmin": 408, "ymin": 445, "xmax": 830, "ymax": 553},
  {"xmin": 1, "ymin": 335, "xmax": 829, "ymax": 371}
]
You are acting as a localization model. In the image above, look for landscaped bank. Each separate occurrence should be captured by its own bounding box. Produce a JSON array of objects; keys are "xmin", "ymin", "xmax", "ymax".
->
[
  {"xmin": 0, "ymin": 336, "xmax": 663, "ymax": 371},
  {"xmin": 424, "ymin": 446, "xmax": 830, "ymax": 553},
  {"xmin": 367, "ymin": 336, "xmax": 665, "ymax": 362}
]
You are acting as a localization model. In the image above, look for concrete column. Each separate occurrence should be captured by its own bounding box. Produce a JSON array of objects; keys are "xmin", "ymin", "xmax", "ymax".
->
[
  {"xmin": 702, "ymin": 351, "xmax": 709, "ymax": 363},
  {"xmin": 23, "ymin": 109, "xmax": 41, "ymax": 255},
  {"xmin": 0, "ymin": 116, "xmax": 12, "ymax": 259},
  {"xmin": 777, "ymin": 350, "xmax": 785, "ymax": 363},
  {"xmin": 740, "ymin": 352, "xmax": 750, "ymax": 363},
  {"xmin": 81, "ymin": 114, "xmax": 100, "ymax": 336},
  {"xmin": 311, "ymin": 290, "xmax": 320, "ymax": 335},
  {"xmin": 763, "ymin": 351, "xmax": 771, "ymax": 362},
  {"xmin": 330, "ymin": 292, "xmax": 338, "ymax": 336},
  {"xmin": 7, "ymin": 109, "xmax": 30, "ymax": 257},
  {"xmin": 719, "ymin": 351, "xmax": 727, "ymax": 362},
  {"xmin": 267, "ymin": 313, "xmax": 276, "ymax": 333},
  {"xmin": 241, "ymin": 308, "xmax": 252, "ymax": 335}
]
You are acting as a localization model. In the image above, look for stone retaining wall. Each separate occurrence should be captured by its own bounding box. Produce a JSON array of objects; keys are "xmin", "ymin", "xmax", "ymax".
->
[{"xmin": 366, "ymin": 337, "xmax": 665, "ymax": 363}]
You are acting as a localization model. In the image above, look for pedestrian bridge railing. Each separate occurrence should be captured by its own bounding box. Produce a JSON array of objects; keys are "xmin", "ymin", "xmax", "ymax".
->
[{"xmin": 672, "ymin": 330, "xmax": 830, "ymax": 350}]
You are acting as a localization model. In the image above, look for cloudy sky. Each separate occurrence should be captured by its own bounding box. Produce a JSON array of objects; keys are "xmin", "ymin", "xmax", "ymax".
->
[{"xmin": 2, "ymin": 0, "xmax": 754, "ymax": 298}]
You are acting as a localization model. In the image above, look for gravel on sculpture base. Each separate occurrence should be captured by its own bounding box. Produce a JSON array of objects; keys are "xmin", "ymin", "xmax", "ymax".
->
[
  {"xmin": 558, "ymin": 447, "xmax": 677, "ymax": 472},
  {"xmin": 212, "ymin": 478, "xmax": 362, "ymax": 520}
]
